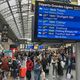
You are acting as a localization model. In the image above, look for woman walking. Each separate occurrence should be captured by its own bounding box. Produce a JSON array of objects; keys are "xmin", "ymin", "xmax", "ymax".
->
[{"xmin": 34, "ymin": 59, "xmax": 42, "ymax": 80}]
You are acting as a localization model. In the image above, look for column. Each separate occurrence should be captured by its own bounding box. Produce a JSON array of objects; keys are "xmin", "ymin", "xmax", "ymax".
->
[
  {"xmin": 2, "ymin": 42, "xmax": 10, "ymax": 50},
  {"xmin": 76, "ymin": 42, "xmax": 80, "ymax": 80}
]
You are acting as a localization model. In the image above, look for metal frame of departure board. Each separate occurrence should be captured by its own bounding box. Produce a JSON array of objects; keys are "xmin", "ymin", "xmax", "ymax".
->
[{"xmin": 32, "ymin": 1, "xmax": 80, "ymax": 42}]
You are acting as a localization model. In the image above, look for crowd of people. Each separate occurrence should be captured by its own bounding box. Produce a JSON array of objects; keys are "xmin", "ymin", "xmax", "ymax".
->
[{"xmin": 0, "ymin": 49, "xmax": 75, "ymax": 80}]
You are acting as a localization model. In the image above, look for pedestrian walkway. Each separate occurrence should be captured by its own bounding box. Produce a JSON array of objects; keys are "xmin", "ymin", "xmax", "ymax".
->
[
  {"xmin": 46, "ymin": 64, "xmax": 76, "ymax": 80},
  {"xmin": 31, "ymin": 63, "xmax": 76, "ymax": 80},
  {"xmin": 8, "ymin": 63, "xmax": 76, "ymax": 80}
]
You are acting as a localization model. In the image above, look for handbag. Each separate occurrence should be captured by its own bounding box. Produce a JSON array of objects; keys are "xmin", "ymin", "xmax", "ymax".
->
[
  {"xmin": 41, "ymin": 70, "xmax": 46, "ymax": 80},
  {"xmin": 46, "ymin": 65, "xmax": 49, "ymax": 70},
  {"xmin": 61, "ymin": 61, "xmax": 65, "ymax": 68},
  {"xmin": 45, "ymin": 65, "xmax": 49, "ymax": 74},
  {"xmin": 66, "ymin": 73, "xmax": 71, "ymax": 79}
]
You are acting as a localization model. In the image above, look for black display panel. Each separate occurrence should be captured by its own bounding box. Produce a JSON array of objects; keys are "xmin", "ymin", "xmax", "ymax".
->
[{"xmin": 33, "ymin": 1, "xmax": 80, "ymax": 42}]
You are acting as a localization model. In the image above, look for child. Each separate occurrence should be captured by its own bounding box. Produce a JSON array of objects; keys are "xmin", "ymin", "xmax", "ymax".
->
[{"xmin": 41, "ymin": 69, "xmax": 46, "ymax": 80}]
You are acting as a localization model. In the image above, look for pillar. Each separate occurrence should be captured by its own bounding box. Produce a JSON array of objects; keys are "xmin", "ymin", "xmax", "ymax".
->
[
  {"xmin": 2, "ymin": 42, "xmax": 10, "ymax": 50},
  {"xmin": 2, "ymin": 39, "xmax": 14, "ymax": 50},
  {"xmin": 75, "ymin": 42, "xmax": 80, "ymax": 80}
]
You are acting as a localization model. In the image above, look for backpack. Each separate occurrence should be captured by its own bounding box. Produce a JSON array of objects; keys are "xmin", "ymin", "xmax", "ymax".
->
[{"xmin": 1, "ymin": 61, "xmax": 9, "ymax": 71}]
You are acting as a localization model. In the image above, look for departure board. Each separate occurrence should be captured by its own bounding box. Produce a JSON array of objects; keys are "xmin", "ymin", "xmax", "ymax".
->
[{"xmin": 34, "ymin": 1, "xmax": 80, "ymax": 41}]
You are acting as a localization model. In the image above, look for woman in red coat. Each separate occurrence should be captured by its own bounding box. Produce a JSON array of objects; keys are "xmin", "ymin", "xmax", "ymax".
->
[
  {"xmin": 26, "ymin": 57, "xmax": 33, "ymax": 80},
  {"xmin": 1, "ymin": 57, "xmax": 9, "ymax": 80}
]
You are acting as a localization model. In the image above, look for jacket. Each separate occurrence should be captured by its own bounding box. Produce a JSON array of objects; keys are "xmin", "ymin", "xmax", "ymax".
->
[
  {"xmin": 1, "ymin": 61, "xmax": 9, "ymax": 71},
  {"xmin": 26, "ymin": 60, "xmax": 33, "ymax": 71},
  {"xmin": 34, "ymin": 62, "xmax": 41, "ymax": 74}
]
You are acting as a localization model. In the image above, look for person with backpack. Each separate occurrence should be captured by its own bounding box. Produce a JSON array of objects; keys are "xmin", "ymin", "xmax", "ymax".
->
[
  {"xmin": 57, "ymin": 58, "xmax": 64, "ymax": 77},
  {"xmin": 1, "ymin": 57, "xmax": 9, "ymax": 80},
  {"xmin": 34, "ymin": 59, "xmax": 42, "ymax": 80},
  {"xmin": 48, "ymin": 53, "xmax": 52, "ymax": 66},
  {"xmin": 26, "ymin": 57, "xmax": 33, "ymax": 80},
  {"xmin": 41, "ymin": 56, "xmax": 47, "ymax": 73},
  {"xmin": 11, "ymin": 59, "xmax": 19, "ymax": 80}
]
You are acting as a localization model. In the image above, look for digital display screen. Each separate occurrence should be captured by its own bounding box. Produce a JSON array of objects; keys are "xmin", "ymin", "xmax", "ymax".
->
[
  {"xmin": 27, "ymin": 44, "xmax": 34, "ymax": 49},
  {"xmin": 39, "ymin": 45, "xmax": 44, "ymax": 49},
  {"xmin": 33, "ymin": 1, "xmax": 80, "ymax": 42}
]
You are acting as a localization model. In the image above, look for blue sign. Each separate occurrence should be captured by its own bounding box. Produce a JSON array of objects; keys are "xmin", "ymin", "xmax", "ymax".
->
[
  {"xmin": 3, "ymin": 50, "xmax": 12, "ymax": 57},
  {"xmin": 27, "ymin": 44, "xmax": 34, "ymax": 49},
  {"xmin": 34, "ymin": 1, "xmax": 80, "ymax": 41},
  {"xmin": 39, "ymin": 45, "xmax": 44, "ymax": 49}
]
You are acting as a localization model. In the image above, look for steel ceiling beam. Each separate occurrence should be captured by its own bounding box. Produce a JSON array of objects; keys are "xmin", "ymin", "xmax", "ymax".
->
[
  {"xmin": 16, "ymin": 0, "xmax": 25, "ymax": 38},
  {"xmin": 0, "ymin": 13, "xmax": 18, "ymax": 42},
  {"xmin": 0, "ymin": 3, "xmax": 30, "ymax": 13},
  {"xmin": 25, "ymin": 0, "xmax": 30, "ymax": 36},
  {"xmin": 0, "ymin": 0, "xmax": 11, "ymax": 5},
  {"xmin": 6, "ymin": 16, "xmax": 31, "ymax": 23},
  {"xmin": 6, "ymin": 0, "xmax": 22, "ymax": 38}
]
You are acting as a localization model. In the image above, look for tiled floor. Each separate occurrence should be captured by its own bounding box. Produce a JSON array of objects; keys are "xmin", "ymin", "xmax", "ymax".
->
[
  {"xmin": 46, "ymin": 64, "xmax": 76, "ymax": 80},
  {"xmin": 7, "ymin": 63, "xmax": 76, "ymax": 80},
  {"xmin": 31, "ymin": 64, "xmax": 76, "ymax": 80}
]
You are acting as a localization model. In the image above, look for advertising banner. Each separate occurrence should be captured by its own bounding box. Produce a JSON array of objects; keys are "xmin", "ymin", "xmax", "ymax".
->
[{"xmin": 3, "ymin": 50, "xmax": 12, "ymax": 57}]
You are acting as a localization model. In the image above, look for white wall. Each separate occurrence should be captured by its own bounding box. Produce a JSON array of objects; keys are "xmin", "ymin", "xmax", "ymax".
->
[{"xmin": 2, "ymin": 38, "xmax": 14, "ymax": 50}]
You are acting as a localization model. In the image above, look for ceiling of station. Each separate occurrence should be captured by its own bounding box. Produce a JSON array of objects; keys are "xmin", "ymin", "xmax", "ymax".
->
[{"xmin": 0, "ymin": 0, "xmax": 33, "ymax": 40}]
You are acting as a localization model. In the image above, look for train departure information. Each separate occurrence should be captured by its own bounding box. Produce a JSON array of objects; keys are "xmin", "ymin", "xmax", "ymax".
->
[{"xmin": 36, "ymin": 2, "xmax": 80, "ymax": 40}]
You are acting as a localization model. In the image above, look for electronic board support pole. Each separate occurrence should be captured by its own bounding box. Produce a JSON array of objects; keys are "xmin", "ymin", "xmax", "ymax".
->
[{"xmin": 75, "ymin": 42, "xmax": 80, "ymax": 80}]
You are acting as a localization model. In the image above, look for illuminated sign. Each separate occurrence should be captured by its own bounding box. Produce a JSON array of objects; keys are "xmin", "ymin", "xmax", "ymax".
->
[{"xmin": 33, "ymin": 1, "xmax": 80, "ymax": 42}]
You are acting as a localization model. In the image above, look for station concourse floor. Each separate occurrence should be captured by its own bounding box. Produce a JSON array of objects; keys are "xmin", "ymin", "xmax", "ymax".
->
[{"xmin": 8, "ymin": 63, "xmax": 76, "ymax": 80}]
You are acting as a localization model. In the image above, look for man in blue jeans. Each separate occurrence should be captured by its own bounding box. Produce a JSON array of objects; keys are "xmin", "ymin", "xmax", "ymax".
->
[{"xmin": 66, "ymin": 55, "xmax": 72, "ymax": 75}]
